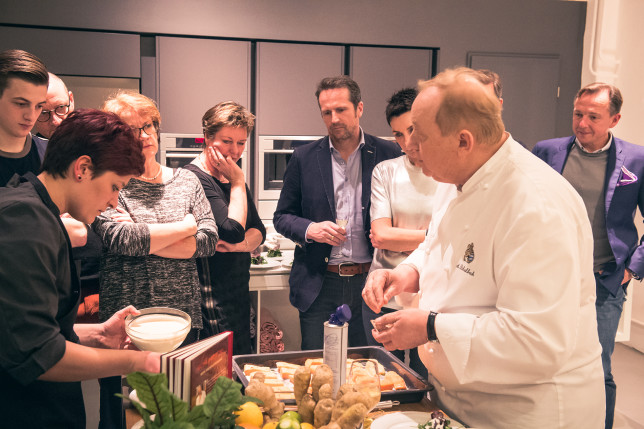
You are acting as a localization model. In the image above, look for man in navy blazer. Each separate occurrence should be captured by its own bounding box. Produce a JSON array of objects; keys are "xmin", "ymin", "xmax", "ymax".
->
[
  {"xmin": 274, "ymin": 76, "xmax": 401, "ymax": 350},
  {"xmin": 533, "ymin": 82, "xmax": 644, "ymax": 429}
]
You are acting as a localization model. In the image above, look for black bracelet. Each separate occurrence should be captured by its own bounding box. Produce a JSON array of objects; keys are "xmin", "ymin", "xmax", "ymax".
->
[{"xmin": 426, "ymin": 311, "xmax": 439, "ymax": 343}]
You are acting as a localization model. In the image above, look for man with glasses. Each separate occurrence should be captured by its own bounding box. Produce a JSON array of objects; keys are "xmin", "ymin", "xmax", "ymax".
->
[
  {"xmin": 33, "ymin": 72, "xmax": 74, "ymax": 139},
  {"xmin": 0, "ymin": 49, "xmax": 48, "ymax": 187}
]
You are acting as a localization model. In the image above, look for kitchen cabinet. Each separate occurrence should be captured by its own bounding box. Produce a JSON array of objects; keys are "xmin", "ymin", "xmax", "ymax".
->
[
  {"xmin": 350, "ymin": 46, "xmax": 432, "ymax": 137},
  {"xmin": 256, "ymin": 42, "xmax": 344, "ymax": 136},
  {"xmin": 156, "ymin": 36, "xmax": 251, "ymax": 134},
  {"xmin": 0, "ymin": 25, "xmax": 139, "ymax": 77},
  {"xmin": 468, "ymin": 52, "xmax": 560, "ymax": 150}
]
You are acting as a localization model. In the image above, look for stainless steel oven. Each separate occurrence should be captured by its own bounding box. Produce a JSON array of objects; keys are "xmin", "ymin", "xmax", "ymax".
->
[
  {"xmin": 258, "ymin": 135, "xmax": 321, "ymax": 200},
  {"xmin": 160, "ymin": 133, "xmax": 248, "ymax": 176}
]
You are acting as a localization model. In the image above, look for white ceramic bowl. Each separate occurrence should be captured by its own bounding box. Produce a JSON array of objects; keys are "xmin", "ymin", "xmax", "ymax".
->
[{"xmin": 125, "ymin": 307, "xmax": 191, "ymax": 353}]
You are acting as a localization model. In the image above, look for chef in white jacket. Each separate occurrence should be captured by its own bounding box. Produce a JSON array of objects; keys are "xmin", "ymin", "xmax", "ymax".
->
[{"xmin": 363, "ymin": 67, "xmax": 605, "ymax": 429}]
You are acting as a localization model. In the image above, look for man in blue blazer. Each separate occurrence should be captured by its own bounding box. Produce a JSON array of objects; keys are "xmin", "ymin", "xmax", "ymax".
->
[
  {"xmin": 274, "ymin": 76, "xmax": 401, "ymax": 350},
  {"xmin": 533, "ymin": 82, "xmax": 644, "ymax": 429}
]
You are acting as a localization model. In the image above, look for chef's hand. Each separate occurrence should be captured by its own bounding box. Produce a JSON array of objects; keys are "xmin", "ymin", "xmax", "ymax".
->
[
  {"xmin": 111, "ymin": 207, "xmax": 134, "ymax": 223},
  {"xmin": 372, "ymin": 309, "xmax": 430, "ymax": 351},
  {"xmin": 362, "ymin": 265, "xmax": 419, "ymax": 313},
  {"xmin": 622, "ymin": 269, "xmax": 634, "ymax": 285},
  {"xmin": 306, "ymin": 221, "xmax": 346, "ymax": 245},
  {"xmin": 98, "ymin": 305, "xmax": 140, "ymax": 350}
]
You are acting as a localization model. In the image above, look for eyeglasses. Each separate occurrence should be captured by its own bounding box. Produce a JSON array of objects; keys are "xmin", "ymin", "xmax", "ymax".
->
[
  {"xmin": 131, "ymin": 123, "xmax": 157, "ymax": 138},
  {"xmin": 37, "ymin": 104, "xmax": 71, "ymax": 122}
]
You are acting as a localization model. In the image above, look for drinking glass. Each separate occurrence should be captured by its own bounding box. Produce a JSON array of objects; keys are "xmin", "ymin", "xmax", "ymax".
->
[{"xmin": 348, "ymin": 359, "xmax": 381, "ymax": 412}]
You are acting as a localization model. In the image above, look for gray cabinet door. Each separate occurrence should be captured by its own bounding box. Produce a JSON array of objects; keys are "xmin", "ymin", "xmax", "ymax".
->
[
  {"xmin": 350, "ymin": 46, "xmax": 432, "ymax": 137},
  {"xmin": 157, "ymin": 37, "xmax": 251, "ymax": 134},
  {"xmin": 0, "ymin": 26, "xmax": 139, "ymax": 78},
  {"xmin": 468, "ymin": 53, "xmax": 560, "ymax": 150},
  {"xmin": 256, "ymin": 42, "xmax": 344, "ymax": 136}
]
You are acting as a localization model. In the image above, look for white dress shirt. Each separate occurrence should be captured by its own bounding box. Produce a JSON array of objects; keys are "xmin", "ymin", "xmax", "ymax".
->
[{"xmin": 404, "ymin": 136, "xmax": 605, "ymax": 428}]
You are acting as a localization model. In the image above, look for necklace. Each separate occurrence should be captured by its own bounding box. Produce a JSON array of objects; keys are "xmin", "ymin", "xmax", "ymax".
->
[{"xmin": 139, "ymin": 164, "xmax": 162, "ymax": 181}]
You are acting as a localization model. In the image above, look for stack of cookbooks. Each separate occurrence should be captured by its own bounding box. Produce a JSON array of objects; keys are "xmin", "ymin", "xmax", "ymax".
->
[{"xmin": 160, "ymin": 331, "xmax": 233, "ymax": 409}]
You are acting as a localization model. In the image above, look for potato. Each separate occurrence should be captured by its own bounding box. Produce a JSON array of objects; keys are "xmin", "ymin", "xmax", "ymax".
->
[
  {"xmin": 314, "ymin": 398, "xmax": 335, "ymax": 428},
  {"xmin": 293, "ymin": 365, "xmax": 312, "ymax": 406},
  {"xmin": 336, "ymin": 403, "xmax": 369, "ymax": 429},
  {"xmin": 298, "ymin": 393, "xmax": 316, "ymax": 424},
  {"xmin": 245, "ymin": 379, "xmax": 285, "ymax": 420},
  {"xmin": 311, "ymin": 364, "xmax": 334, "ymax": 402},
  {"xmin": 331, "ymin": 391, "xmax": 371, "ymax": 422},
  {"xmin": 318, "ymin": 383, "xmax": 333, "ymax": 401}
]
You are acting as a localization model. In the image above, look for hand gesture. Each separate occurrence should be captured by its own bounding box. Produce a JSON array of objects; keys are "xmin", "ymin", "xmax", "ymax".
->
[
  {"xmin": 206, "ymin": 146, "xmax": 245, "ymax": 186},
  {"xmin": 111, "ymin": 207, "xmax": 134, "ymax": 223},
  {"xmin": 307, "ymin": 220, "xmax": 347, "ymax": 245},
  {"xmin": 98, "ymin": 305, "xmax": 140, "ymax": 350},
  {"xmin": 216, "ymin": 239, "xmax": 238, "ymax": 253},
  {"xmin": 362, "ymin": 266, "xmax": 419, "ymax": 313},
  {"xmin": 182, "ymin": 213, "xmax": 197, "ymax": 236},
  {"xmin": 371, "ymin": 309, "xmax": 431, "ymax": 351}
]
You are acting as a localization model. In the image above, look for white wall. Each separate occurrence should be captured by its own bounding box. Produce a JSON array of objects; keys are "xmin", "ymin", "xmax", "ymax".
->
[
  {"xmin": 0, "ymin": 0, "xmax": 586, "ymax": 140},
  {"xmin": 615, "ymin": 0, "xmax": 644, "ymax": 352},
  {"xmin": 579, "ymin": 0, "xmax": 644, "ymax": 351}
]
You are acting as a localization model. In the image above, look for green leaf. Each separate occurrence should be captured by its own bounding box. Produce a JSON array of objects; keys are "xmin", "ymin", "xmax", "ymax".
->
[
  {"xmin": 202, "ymin": 377, "xmax": 243, "ymax": 419},
  {"xmin": 157, "ymin": 421, "xmax": 195, "ymax": 429},
  {"xmin": 124, "ymin": 372, "xmax": 250, "ymax": 429},
  {"xmin": 183, "ymin": 404, "xmax": 210, "ymax": 427},
  {"xmin": 127, "ymin": 372, "xmax": 186, "ymax": 425}
]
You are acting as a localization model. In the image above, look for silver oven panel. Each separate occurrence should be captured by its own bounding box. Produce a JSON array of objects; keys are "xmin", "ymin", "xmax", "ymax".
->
[
  {"xmin": 160, "ymin": 133, "xmax": 248, "ymax": 177},
  {"xmin": 258, "ymin": 135, "xmax": 321, "ymax": 200}
]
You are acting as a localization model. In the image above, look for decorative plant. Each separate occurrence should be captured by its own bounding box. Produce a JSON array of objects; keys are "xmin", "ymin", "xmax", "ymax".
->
[{"xmin": 124, "ymin": 371, "xmax": 261, "ymax": 429}]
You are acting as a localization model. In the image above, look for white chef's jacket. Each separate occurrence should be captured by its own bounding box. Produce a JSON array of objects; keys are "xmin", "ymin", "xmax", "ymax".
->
[{"xmin": 404, "ymin": 136, "xmax": 605, "ymax": 428}]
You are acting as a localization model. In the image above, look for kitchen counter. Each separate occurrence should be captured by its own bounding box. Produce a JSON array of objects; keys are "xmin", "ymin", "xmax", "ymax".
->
[
  {"xmin": 249, "ymin": 251, "xmax": 299, "ymax": 351},
  {"xmin": 249, "ymin": 257, "xmax": 291, "ymax": 292}
]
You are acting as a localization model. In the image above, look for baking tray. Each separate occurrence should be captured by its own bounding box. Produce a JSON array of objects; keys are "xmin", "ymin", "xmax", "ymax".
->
[{"xmin": 232, "ymin": 346, "xmax": 432, "ymax": 404}]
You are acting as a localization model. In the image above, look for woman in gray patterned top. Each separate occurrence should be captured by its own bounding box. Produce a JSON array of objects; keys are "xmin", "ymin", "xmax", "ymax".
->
[{"xmin": 94, "ymin": 91, "xmax": 218, "ymax": 343}]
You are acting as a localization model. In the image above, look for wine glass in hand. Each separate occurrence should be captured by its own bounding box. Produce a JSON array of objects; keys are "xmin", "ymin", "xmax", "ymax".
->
[{"xmin": 348, "ymin": 359, "xmax": 381, "ymax": 412}]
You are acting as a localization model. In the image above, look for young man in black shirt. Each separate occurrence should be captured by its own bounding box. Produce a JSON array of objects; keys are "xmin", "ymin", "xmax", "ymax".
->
[{"xmin": 0, "ymin": 49, "xmax": 49, "ymax": 186}]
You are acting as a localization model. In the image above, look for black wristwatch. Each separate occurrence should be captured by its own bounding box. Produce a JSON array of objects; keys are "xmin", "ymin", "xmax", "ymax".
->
[{"xmin": 426, "ymin": 311, "xmax": 439, "ymax": 343}]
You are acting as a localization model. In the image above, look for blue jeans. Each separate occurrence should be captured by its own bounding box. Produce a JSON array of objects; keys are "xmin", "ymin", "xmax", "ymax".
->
[
  {"xmin": 299, "ymin": 271, "xmax": 368, "ymax": 350},
  {"xmin": 362, "ymin": 301, "xmax": 428, "ymax": 379},
  {"xmin": 595, "ymin": 276, "xmax": 626, "ymax": 429}
]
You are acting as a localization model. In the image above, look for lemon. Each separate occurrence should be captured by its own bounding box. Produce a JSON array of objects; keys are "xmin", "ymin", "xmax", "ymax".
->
[
  {"xmin": 301, "ymin": 423, "xmax": 315, "ymax": 429},
  {"xmin": 235, "ymin": 401, "xmax": 264, "ymax": 427},
  {"xmin": 280, "ymin": 411, "xmax": 302, "ymax": 422},
  {"xmin": 277, "ymin": 418, "xmax": 301, "ymax": 429},
  {"xmin": 263, "ymin": 423, "xmax": 279, "ymax": 429}
]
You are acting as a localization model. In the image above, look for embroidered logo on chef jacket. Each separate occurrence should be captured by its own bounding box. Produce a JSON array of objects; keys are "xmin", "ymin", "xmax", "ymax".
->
[
  {"xmin": 463, "ymin": 243, "xmax": 475, "ymax": 263},
  {"xmin": 456, "ymin": 243, "xmax": 475, "ymax": 276}
]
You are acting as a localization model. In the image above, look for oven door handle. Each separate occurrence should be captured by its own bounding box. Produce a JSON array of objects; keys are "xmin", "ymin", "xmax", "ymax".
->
[
  {"xmin": 263, "ymin": 149, "xmax": 294, "ymax": 154},
  {"xmin": 165, "ymin": 153, "xmax": 200, "ymax": 158}
]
